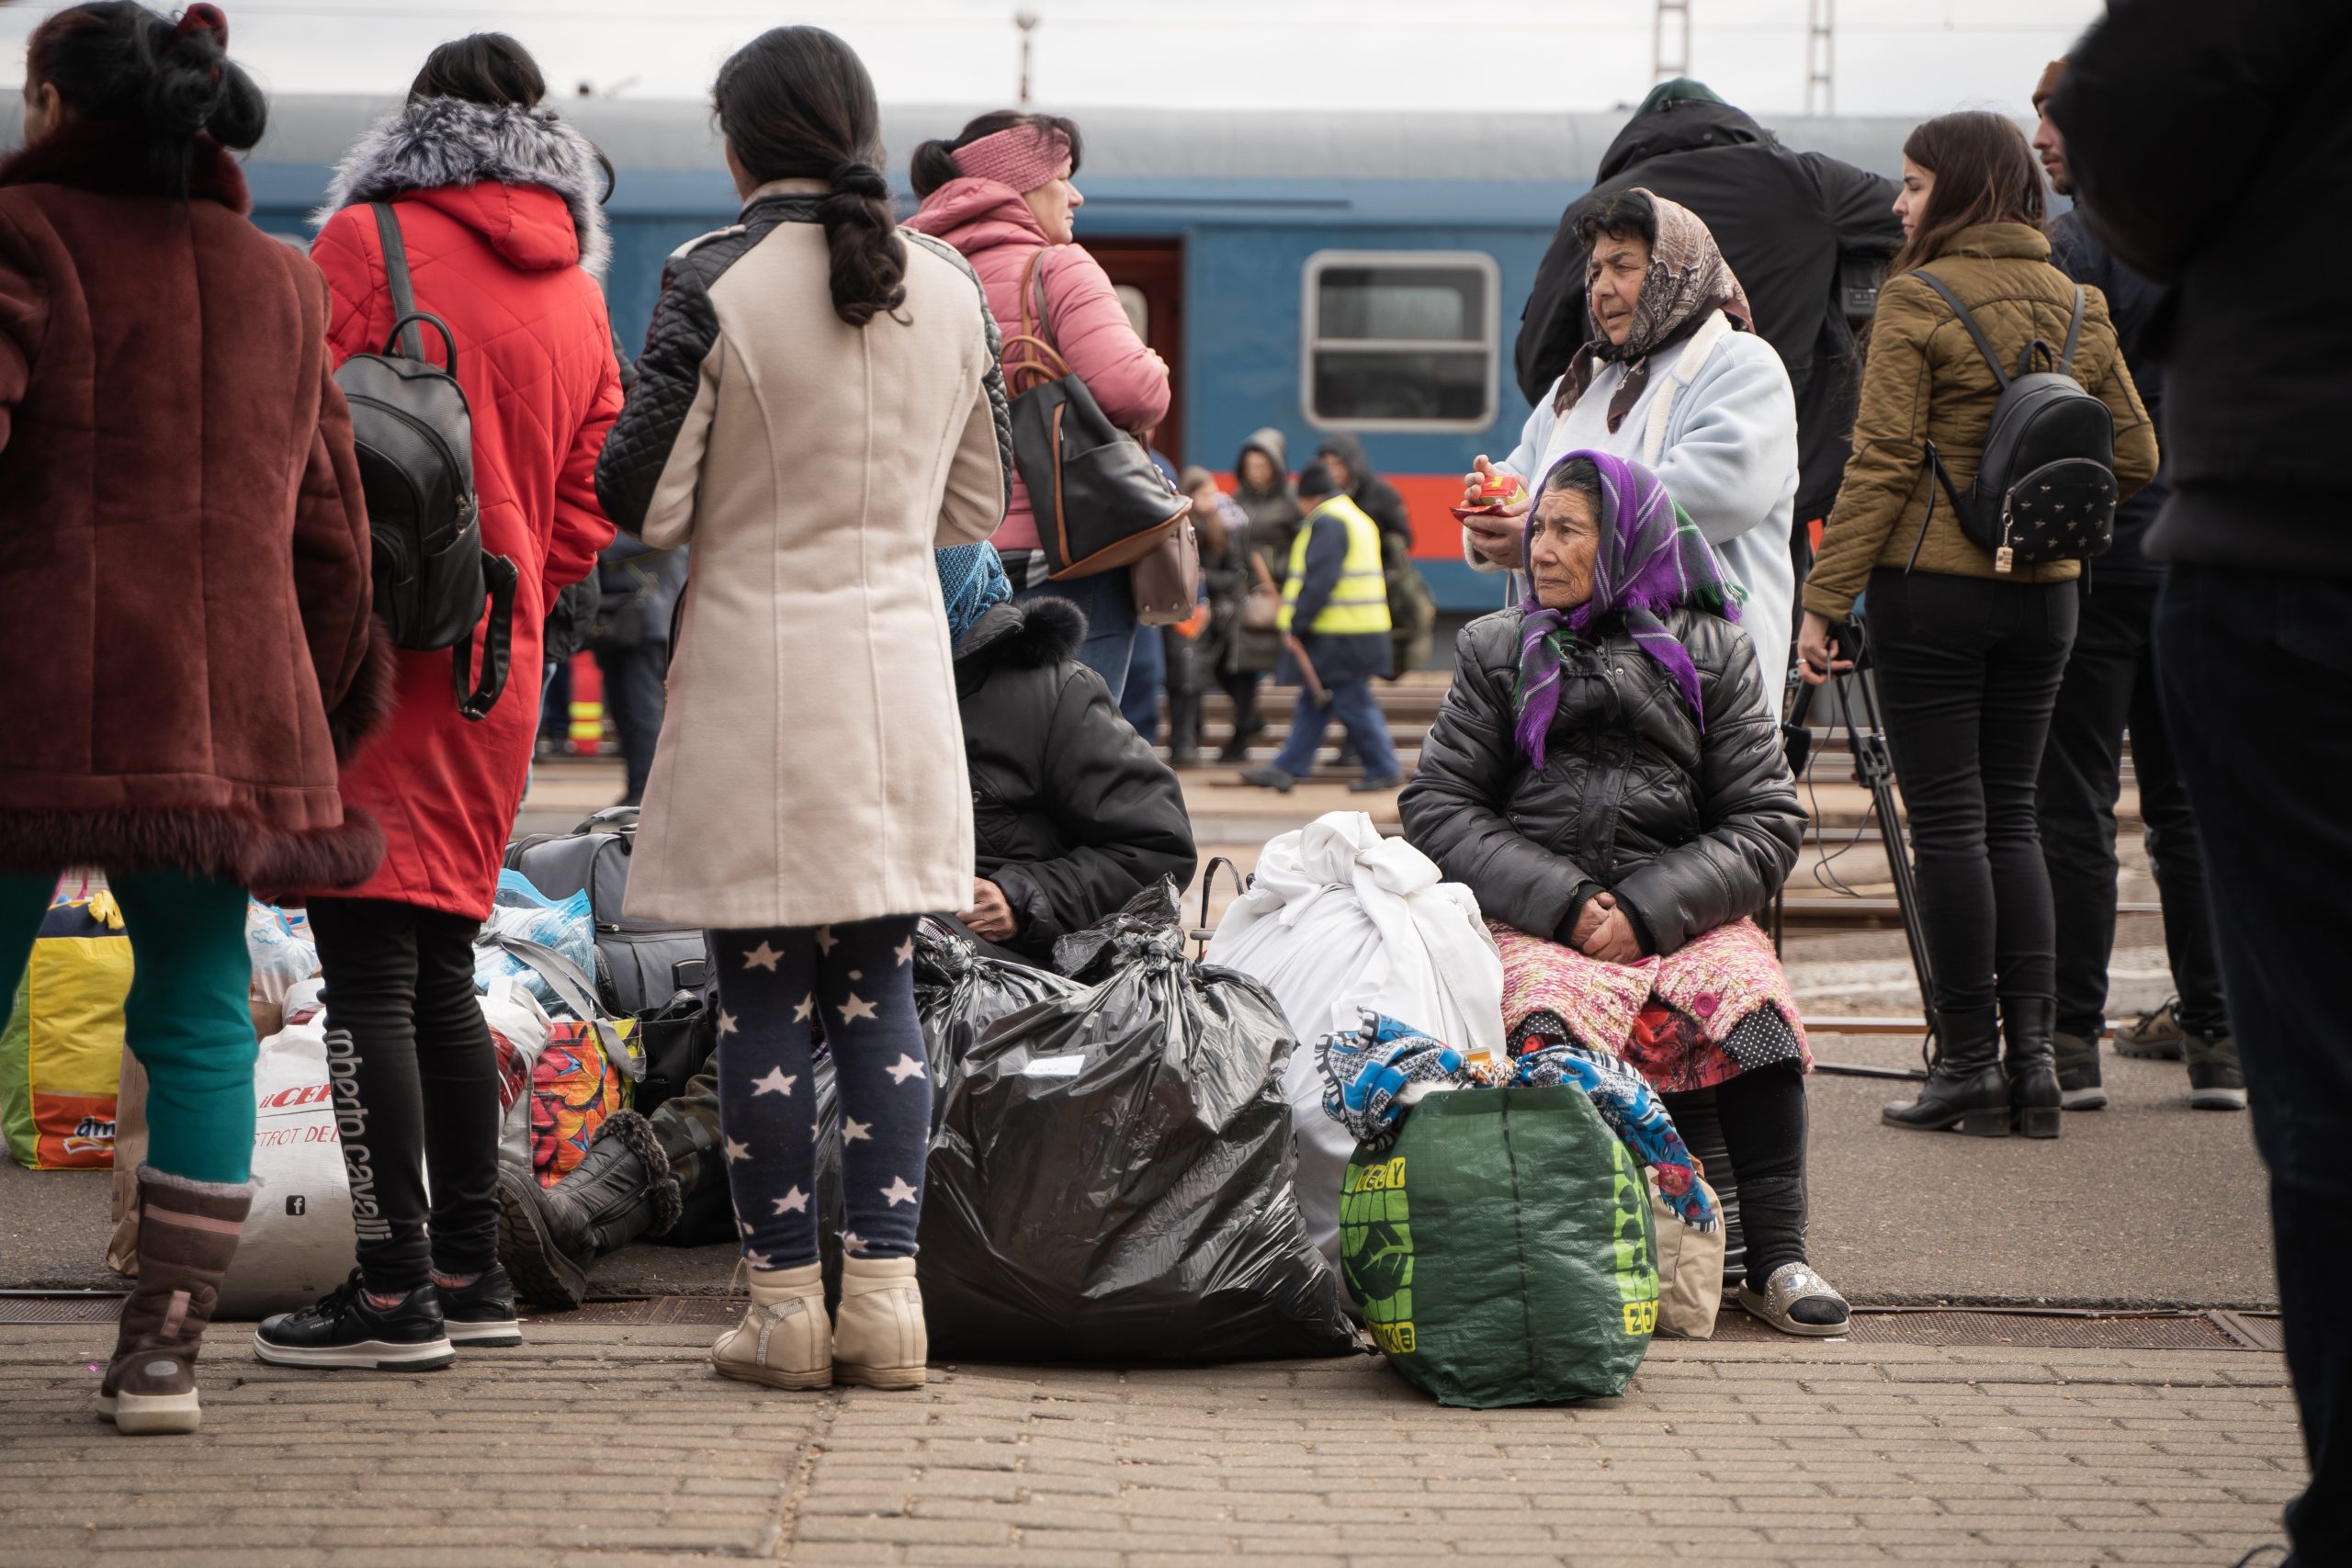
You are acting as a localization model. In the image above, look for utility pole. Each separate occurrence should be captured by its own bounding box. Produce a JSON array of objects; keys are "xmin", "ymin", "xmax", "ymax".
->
[
  {"xmin": 1806, "ymin": 0, "xmax": 1835, "ymax": 115},
  {"xmin": 1653, "ymin": 0, "xmax": 1691, "ymax": 83},
  {"xmin": 1015, "ymin": 9, "xmax": 1039, "ymax": 107}
]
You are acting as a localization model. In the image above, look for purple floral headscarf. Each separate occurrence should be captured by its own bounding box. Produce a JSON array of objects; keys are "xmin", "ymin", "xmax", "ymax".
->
[{"xmin": 1513, "ymin": 450, "xmax": 1741, "ymax": 768}]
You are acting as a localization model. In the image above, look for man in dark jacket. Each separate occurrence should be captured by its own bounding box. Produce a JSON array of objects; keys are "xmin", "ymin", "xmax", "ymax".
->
[
  {"xmin": 1315, "ymin": 433, "xmax": 1411, "ymax": 550},
  {"xmin": 2055, "ymin": 10, "xmax": 2352, "ymax": 1562},
  {"xmin": 2028, "ymin": 59, "xmax": 2235, "ymax": 1117},
  {"xmin": 1516, "ymin": 80, "xmax": 1900, "ymax": 531},
  {"xmin": 1239, "ymin": 462, "xmax": 1398, "ymax": 794},
  {"xmin": 495, "ymin": 581, "xmax": 1198, "ymax": 1304}
]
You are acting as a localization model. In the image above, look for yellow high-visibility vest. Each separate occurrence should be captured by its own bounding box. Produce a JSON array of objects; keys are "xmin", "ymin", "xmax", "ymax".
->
[{"xmin": 1278, "ymin": 494, "xmax": 1393, "ymax": 638}]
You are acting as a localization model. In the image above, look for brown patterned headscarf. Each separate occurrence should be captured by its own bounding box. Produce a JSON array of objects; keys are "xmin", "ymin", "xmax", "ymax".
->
[{"xmin": 1555, "ymin": 188, "xmax": 1755, "ymax": 429}]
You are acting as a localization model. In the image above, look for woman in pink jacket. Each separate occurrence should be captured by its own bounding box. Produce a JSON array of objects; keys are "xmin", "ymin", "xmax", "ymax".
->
[{"xmin": 906, "ymin": 112, "xmax": 1170, "ymax": 703}]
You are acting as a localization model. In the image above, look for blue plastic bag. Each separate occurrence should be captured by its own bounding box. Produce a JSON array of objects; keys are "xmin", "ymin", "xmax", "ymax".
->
[{"xmin": 475, "ymin": 871, "xmax": 596, "ymax": 1016}]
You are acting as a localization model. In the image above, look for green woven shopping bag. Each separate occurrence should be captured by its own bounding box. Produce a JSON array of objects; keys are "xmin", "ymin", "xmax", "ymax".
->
[{"xmin": 1340, "ymin": 1085, "xmax": 1658, "ymax": 1407}]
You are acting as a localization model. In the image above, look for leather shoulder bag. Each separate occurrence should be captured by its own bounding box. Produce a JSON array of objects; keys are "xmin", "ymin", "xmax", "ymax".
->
[{"xmin": 1002, "ymin": 247, "xmax": 1192, "ymax": 582}]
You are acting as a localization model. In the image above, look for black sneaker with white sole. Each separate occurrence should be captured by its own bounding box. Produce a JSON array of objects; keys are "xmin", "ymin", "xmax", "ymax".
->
[
  {"xmin": 253, "ymin": 1269, "xmax": 456, "ymax": 1371},
  {"xmin": 2185, "ymin": 1032, "xmax": 2248, "ymax": 1111},
  {"xmin": 2052, "ymin": 1031, "xmax": 2109, "ymax": 1111},
  {"xmin": 438, "ymin": 1262, "xmax": 523, "ymax": 1348}
]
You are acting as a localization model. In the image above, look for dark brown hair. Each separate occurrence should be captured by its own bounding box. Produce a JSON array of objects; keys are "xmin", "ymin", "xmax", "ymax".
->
[
  {"xmin": 1891, "ymin": 110, "xmax": 2046, "ymax": 276},
  {"xmin": 410, "ymin": 32, "xmax": 545, "ymax": 107},
  {"xmin": 27, "ymin": 2, "xmax": 266, "ymax": 192},
  {"xmin": 908, "ymin": 110, "xmax": 1085, "ymax": 200},
  {"xmin": 713, "ymin": 26, "xmax": 905, "ymax": 328},
  {"xmin": 1574, "ymin": 187, "xmax": 1658, "ymax": 251}
]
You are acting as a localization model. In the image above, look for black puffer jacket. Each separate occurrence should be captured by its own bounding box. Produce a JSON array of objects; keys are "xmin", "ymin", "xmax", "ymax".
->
[
  {"xmin": 957, "ymin": 596, "xmax": 1197, "ymax": 962},
  {"xmin": 1399, "ymin": 608, "xmax": 1801, "ymax": 957}
]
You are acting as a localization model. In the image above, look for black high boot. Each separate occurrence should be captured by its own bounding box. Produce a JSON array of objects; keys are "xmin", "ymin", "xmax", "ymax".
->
[
  {"xmin": 1882, "ymin": 1005, "xmax": 2010, "ymax": 1136},
  {"xmin": 495, "ymin": 1111, "xmax": 683, "ymax": 1309},
  {"xmin": 2002, "ymin": 996, "xmax": 2064, "ymax": 1140}
]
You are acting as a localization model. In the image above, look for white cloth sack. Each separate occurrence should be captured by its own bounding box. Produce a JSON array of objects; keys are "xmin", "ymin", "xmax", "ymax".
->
[
  {"xmin": 217, "ymin": 1008, "xmax": 356, "ymax": 1317},
  {"xmin": 1204, "ymin": 812, "xmax": 1506, "ymax": 1263}
]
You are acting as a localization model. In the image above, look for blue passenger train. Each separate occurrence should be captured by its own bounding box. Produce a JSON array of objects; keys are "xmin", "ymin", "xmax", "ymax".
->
[{"xmin": 107, "ymin": 96, "xmax": 1917, "ymax": 612}]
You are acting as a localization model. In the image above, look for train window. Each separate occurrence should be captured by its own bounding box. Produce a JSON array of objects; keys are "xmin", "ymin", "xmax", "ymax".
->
[{"xmin": 1303, "ymin": 251, "xmax": 1498, "ymax": 432}]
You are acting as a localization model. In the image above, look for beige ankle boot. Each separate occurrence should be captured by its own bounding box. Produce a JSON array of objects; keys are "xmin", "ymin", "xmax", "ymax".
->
[
  {"xmin": 832, "ymin": 1255, "xmax": 926, "ymax": 1390},
  {"xmin": 710, "ymin": 1262, "xmax": 831, "ymax": 1390}
]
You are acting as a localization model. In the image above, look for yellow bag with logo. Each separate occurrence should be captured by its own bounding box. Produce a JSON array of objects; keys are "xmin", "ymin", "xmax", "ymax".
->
[
  {"xmin": 0, "ymin": 890, "xmax": 131, "ymax": 1169},
  {"xmin": 1340, "ymin": 1085, "xmax": 1658, "ymax": 1407}
]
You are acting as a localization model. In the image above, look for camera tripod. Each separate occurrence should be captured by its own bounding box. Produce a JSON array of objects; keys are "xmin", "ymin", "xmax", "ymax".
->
[{"xmin": 1773, "ymin": 617, "xmax": 1939, "ymax": 1078}]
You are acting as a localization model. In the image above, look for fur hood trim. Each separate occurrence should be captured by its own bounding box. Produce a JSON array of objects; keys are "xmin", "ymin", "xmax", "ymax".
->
[
  {"xmin": 317, "ymin": 97, "xmax": 611, "ymax": 277},
  {"xmin": 956, "ymin": 595, "xmax": 1087, "ymax": 671}
]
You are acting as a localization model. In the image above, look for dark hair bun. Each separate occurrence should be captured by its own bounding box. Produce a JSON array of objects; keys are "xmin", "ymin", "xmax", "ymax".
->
[
  {"xmin": 28, "ymin": 1, "xmax": 269, "ymax": 184},
  {"xmin": 908, "ymin": 138, "xmax": 961, "ymax": 199}
]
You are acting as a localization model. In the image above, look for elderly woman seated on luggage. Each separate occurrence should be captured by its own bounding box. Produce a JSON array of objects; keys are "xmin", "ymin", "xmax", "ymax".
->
[
  {"xmin": 494, "ymin": 545, "xmax": 1198, "ymax": 1307},
  {"xmin": 1398, "ymin": 450, "xmax": 1847, "ymax": 1337}
]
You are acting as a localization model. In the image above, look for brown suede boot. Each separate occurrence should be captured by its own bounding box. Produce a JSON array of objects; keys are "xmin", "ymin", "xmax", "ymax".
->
[{"xmin": 97, "ymin": 1168, "xmax": 252, "ymax": 1435}]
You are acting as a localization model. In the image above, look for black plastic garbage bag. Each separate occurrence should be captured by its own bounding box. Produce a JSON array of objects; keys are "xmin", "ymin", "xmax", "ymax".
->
[{"xmin": 911, "ymin": 882, "xmax": 1359, "ymax": 1360}]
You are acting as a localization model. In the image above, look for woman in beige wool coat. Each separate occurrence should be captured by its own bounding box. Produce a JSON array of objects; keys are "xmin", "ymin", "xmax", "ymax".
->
[{"xmin": 594, "ymin": 27, "xmax": 1009, "ymax": 1395}]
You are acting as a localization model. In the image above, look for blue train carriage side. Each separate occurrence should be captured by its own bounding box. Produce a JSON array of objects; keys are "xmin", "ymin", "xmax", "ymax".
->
[{"xmin": 214, "ymin": 97, "xmax": 1912, "ymax": 625}]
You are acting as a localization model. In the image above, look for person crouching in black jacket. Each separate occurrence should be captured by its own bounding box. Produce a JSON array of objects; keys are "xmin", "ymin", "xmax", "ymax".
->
[
  {"xmin": 944, "ymin": 545, "xmax": 1198, "ymax": 962},
  {"xmin": 1398, "ymin": 450, "xmax": 1847, "ymax": 1338},
  {"xmin": 495, "ymin": 545, "xmax": 1195, "ymax": 1304}
]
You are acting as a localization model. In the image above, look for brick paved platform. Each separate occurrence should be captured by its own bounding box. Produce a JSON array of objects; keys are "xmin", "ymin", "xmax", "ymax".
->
[{"xmin": 0, "ymin": 1323, "xmax": 2302, "ymax": 1566}]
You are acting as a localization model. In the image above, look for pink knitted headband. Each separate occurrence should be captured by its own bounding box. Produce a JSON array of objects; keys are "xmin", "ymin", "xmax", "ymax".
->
[{"xmin": 951, "ymin": 125, "xmax": 1073, "ymax": 194}]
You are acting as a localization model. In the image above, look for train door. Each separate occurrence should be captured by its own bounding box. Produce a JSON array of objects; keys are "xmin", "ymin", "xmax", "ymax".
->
[{"xmin": 1088, "ymin": 241, "xmax": 1184, "ymax": 463}]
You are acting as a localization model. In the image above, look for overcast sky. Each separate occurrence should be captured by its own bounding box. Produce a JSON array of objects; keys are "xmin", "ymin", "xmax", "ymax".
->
[{"xmin": 0, "ymin": 0, "xmax": 2102, "ymax": 119}]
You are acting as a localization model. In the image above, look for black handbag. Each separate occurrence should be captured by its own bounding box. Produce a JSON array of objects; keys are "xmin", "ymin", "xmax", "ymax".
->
[{"xmin": 1003, "ymin": 247, "xmax": 1190, "ymax": 581}]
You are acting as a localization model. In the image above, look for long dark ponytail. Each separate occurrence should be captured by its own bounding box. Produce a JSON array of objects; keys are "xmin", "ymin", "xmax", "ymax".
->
[
  {"xmin": 908, "ymin": 109, "xmax": 1084, "ymax": 200},
  {"xmin": 712, "ymin": 26, "xmax": 905, "ymax": 329},
  {"xmin": 26, "ymin": 1, "xmax": 266, "ymax": 195}
]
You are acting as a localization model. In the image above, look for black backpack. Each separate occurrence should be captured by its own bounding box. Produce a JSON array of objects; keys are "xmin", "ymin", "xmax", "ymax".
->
[
  {"xmin": 334, "ymin": 203, "xmax": 519, "ymax": 720},
  {"xmin": 1909, "ymin": 269, "xmax": 2119, "ymax": 575}
]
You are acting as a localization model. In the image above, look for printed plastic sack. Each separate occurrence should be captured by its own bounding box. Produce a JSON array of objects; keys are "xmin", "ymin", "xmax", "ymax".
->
[
  {"xmin": 475, "ymin": 870, "xmax": 595, "ymax": 1015},
  {"xmin": 1340, "ymin": 1085, "xmax": 1658, "ymax": 1407},
  {"xmin": 1206, "ymin": 814, "xmax": 1504, "ymax": 1264},
  {"xmin": 913, "ymin": 882, "xmax": 1358, "ymax": 1360},
  {"xmin": 1, "ymin": 892, "xmax": 130, "ymax": 1169},
  {"xmin": 483, "ymin": 977, "xmax": 556, "ymax": 1171},
  {"xmin": 218, "ymin": 999, "xmax": 357, "ymax": 1317},
  {"xmin": 530, "ymin": 1021, "xmax": 628, "ymax": 1183}
]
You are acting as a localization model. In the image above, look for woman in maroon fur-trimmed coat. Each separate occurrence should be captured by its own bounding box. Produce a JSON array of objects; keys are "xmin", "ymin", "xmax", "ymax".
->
[{"xmin": 0, "ymin": 2, "xmax": 384, "ymax": 1436}]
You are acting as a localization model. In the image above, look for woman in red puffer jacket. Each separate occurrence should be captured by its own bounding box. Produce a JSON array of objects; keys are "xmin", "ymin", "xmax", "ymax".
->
[
  {"xmin": 905, "ymin": 112, "xmax": 1170, "ymax": 703},
  {"xmin": 255, "ymin": 32, "xmax": 620, "ymax": 1373}
]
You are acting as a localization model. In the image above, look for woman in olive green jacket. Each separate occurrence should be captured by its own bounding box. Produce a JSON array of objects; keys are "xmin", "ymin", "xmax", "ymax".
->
[{"xmin": 1798, "ymin": 111, "xmax": 2156, "ymax": 1144}]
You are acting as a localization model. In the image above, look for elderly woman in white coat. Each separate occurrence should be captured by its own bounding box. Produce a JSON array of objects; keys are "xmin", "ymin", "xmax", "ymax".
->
[
  {"xmin": 594, "ymin": 26, "xmax": 1008, "ymax": 1395},
  {"xmin": 1462, "ymin": 187, "xmax": 1800, "ymax": 698}
]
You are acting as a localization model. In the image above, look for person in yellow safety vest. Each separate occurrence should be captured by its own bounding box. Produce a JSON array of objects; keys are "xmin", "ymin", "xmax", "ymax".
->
[{"xmin": 1238, "ymin": 459, "xmax": 1403, "ymax": 795}]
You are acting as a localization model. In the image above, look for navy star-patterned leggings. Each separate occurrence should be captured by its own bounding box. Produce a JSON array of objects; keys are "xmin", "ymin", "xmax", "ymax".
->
[{"xmin": 709, "ymin": 916, "xmax": 930, "ymax": 1270}]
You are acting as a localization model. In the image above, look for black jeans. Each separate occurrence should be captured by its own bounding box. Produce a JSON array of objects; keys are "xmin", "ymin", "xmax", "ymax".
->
[
  {"xmin": 2156, "ymin": 564, "xmax": 2352, "ymax": 1564},
  {"xmin": 311, "ymin": 897, "xmax": 503, "ymax": 1294},
  {"xmin": 1865, "ymin": 569, "xmax": 2078, "ymax": 1013},
  {"xmin": 594, "ymin": 640, "xmax": 668, "ymax": 805},
  {"xmin": 2035, "ymin": 581, "xmax": 2227, "ymax": 1039}
]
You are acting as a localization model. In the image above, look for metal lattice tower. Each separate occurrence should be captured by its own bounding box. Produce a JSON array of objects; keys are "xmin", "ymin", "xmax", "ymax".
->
[
  {"xmin": 1806, "ymin": 0, "xmax": 1836, "ymax": 115},
  {"xmin": 1654, "ymin": 0, "xmax": 1692, "ymax": 83}
]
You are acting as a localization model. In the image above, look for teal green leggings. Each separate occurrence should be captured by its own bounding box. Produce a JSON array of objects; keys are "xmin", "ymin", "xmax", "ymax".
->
[{"xmin": 0, "ymin": 872, "xmax": 255, "ymax": 1184}]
